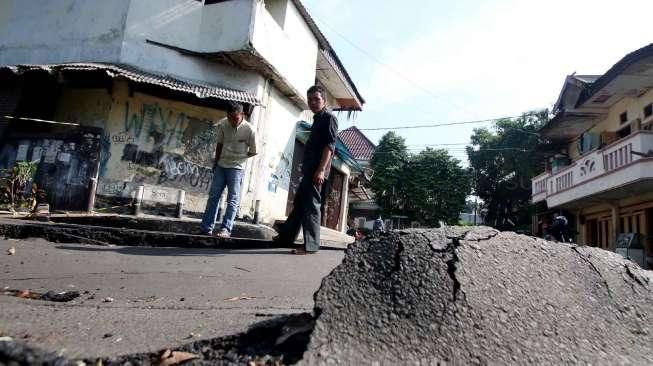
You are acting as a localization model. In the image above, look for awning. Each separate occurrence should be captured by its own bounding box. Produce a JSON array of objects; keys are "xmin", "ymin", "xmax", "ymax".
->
[{"xmin": 0, "ymin": 62, "xmax": 261, "ymax": 106}]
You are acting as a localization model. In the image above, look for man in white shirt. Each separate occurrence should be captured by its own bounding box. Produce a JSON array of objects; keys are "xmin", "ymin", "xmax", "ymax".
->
[{"xmin": 200, "ymin": 102, "xmax": 257, "ymax": 238}]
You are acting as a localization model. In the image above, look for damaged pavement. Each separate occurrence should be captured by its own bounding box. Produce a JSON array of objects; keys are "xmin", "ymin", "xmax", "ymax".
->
[{"xmin": 2, "ymin": 227, "xmax": 652, "ymax": 365}]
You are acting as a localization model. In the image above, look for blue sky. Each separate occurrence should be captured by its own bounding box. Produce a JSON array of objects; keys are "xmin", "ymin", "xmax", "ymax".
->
[{"xmin": 303, "ymin": 0, "xmax": 653, "ymax": 164}]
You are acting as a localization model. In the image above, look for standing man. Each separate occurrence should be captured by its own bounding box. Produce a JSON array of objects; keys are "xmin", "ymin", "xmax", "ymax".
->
[
  {"xmin": 200, "ymin": 102, "xmax": 257, "ymax": 238},
  {"xmin": 275, "ymin": 85, "xmax": 338, "ymax": 254}
]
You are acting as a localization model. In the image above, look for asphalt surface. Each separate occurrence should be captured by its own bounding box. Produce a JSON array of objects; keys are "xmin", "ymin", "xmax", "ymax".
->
[
  {"xmin": 302, "ymin": 227, "xmax": 653, "ymax": 365},
  {"xmin": 0, "ymin": 237, "xmax": 343, "ymax": 359}
]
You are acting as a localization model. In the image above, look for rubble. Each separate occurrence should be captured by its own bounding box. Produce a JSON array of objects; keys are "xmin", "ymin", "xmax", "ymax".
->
[
  {"xmin": 300, "ymin": 227, "xmax": 653, "ymax": 365},
  {"xmin": 3, "ymin": 288, "xmax": 80, "ymax": 302}
]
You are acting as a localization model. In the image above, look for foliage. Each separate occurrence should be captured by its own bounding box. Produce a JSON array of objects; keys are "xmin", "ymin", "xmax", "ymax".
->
[
  {"xmin": 371, "ymin": 133, "xmax": 470, "ymax": 227},
  {"xmin": 370, "ymin": 132, "xmax": 409, "ymax": 217},
  {"xmin": 0, "ymin": 161, "xmax": 42, "ymax": 213},
  {"xmin": 404, "ymin": 149, "xmax": 471, "ymax": 226},
  {"xmin": 466, "ymin": 111, "xmax": 549, "ymax": 231}
]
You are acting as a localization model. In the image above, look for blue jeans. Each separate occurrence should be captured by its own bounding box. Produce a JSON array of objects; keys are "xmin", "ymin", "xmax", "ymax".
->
[{"xmin": 200, "ymin": 166, "xmax": 244, "ymax": 234}]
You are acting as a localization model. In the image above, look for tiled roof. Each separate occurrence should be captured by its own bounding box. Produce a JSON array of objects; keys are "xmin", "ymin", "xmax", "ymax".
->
[
  {"xmin": 338, "ymin": 126, "xmax": 376, "ymax": 161},
  {"xmin": 0, "ymin": 62, "xmax": 261, "ymax": 105}
]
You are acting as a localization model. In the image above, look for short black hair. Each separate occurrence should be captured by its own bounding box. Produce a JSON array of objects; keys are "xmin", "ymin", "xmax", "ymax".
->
[
  {"xmin": 227, "ymin": 101, "xmax": 244, "ymax": 114},
  {"xmin": 307, "ymin": 85, "xmax": 326, "ymax": 99}
]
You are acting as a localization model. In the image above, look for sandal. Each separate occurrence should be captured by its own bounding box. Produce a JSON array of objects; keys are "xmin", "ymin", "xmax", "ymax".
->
[
  {"xmin": 290, "ymin": 248, "xmax": 317, "ymax": 255},
  {"xmin": 215, "ymin": 229, "xmax": 230, "ymax": 239}
]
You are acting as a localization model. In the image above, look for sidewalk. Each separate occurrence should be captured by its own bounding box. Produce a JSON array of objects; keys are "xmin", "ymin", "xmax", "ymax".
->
[{"xmin": 0, "ymin": 213, "xmax": 353, "ymax": 250}]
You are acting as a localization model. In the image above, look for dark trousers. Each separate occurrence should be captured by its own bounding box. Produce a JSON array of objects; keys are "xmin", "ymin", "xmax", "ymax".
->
[{"xmin": 278, "ymin": 176, "xmax": 322, "ymax": 252}]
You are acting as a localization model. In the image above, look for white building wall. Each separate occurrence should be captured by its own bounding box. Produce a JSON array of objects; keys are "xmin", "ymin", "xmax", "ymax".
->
[
  {"xmin": 0, "ymin": 0, "xmax": 131, "ymax": 65},
  {"xmin": 240, "ymin": 85, "xmax": 303, "ymax": 222},
  {"xmin": 250, "ymin": 0, "xmax": 319, "ymax": 97}
]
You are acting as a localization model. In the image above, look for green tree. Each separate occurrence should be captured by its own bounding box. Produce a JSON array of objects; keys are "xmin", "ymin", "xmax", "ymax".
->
[
  {"xmin": 404, "ymin": 149, "xmax": 471, "ymax": 226},
  {"xmin": 466, "ymin": 111, "xmax": 548, "ymax": 232},
  {"xmin": 370, "ymin": 132, "xmax": 409, "ymax": 216}
]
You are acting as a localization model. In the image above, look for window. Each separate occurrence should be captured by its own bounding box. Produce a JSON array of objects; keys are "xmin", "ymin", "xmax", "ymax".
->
[
  {"xmin": 265, "ymin": 0, "xmax": 288, "ymax": 28},
  {"xmin": 620, "ymin": 111, "xmax": 628, "ymax": 124},
  {"xmin": 644, "ymin": 104, "xmax": 653, "ymax": 118}
]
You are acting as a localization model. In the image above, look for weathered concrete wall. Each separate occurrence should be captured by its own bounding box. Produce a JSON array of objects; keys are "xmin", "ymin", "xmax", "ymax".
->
[
  {"xmin": 119, "ymin": 0, "xmax": 263, "ymax": 95},
  {"xmin": 54, "ymin": 80, "xmax": 226, "ymax": 215},
  {"xmin": 0, "ymin": 0, "xmax": 130, "ymax": 65}
]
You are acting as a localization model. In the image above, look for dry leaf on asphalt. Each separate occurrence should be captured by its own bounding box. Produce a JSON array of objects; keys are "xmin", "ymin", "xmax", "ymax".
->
[
  {"xmin": 16, "ymin": 290, "xmax": 32, "ymax": 299},
  {"xmin": 156, "ymin": 350, "xmax": 200, "ymax": 366},
  {"xmin": 7, "ymin": 247, "xmax": 15, "ymax": 255}
]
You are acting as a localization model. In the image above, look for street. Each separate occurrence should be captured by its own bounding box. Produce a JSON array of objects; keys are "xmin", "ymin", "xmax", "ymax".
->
[{"xmin": 0, "ymin": 238, "xmax": 343, "ymax": 359}]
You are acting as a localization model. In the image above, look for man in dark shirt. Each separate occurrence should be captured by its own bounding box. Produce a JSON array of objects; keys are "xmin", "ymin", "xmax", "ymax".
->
[{"xmin": 275, "ymin": 85, "xmax": 338, "ymax": 254}]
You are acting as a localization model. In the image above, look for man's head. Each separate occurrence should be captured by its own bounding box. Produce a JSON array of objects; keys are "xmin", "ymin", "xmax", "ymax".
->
[
  {"xmin": 227, "ymin": 102, "xmax": 244, "ymax": 127},
  {"xmin": 307, "ymin": 85, "xmax": 327, "ymax": 113}
]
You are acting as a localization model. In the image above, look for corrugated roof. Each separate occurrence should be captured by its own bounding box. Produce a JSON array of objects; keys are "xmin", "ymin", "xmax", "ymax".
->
[
  {"xmin": 0, "ymin": 62, "xmax": 261, "ymax": 105},
  {"xmin": 338, "ymin": 126, "xmax": 376, "ymax": 161}
]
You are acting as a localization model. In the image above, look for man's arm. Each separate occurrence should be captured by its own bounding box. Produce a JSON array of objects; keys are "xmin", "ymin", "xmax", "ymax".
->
[
  {"xmin": 313, "ymin": 146, "xmax": 333, "ymax": 186},
  {"xmin": 213, "ymin": 143, "xmax": 223, "ymax": 169},
  {"xmin": 247, "ymin": 129, "xmax": 257, "ymax": 158},
  {"xmin": 214, "ymin": 122, "xmax": 224, "ymax": 169},
  {"xmin": 313, "ymin": 114, "xmax": 338, "ymax": 185}
]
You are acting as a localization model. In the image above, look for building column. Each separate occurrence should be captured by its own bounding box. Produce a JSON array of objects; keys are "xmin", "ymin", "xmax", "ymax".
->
[
  {"xmin": 575, "ymin": 210, "xmax": 584, "ymax": 245},
  {"xmin": 609, "ymin": 203, "xmax": 621, "ymax": 251}
]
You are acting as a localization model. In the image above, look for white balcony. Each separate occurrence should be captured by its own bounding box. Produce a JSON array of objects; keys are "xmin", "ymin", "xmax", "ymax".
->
[{"xmin": 532, "ymin": 131, "xmax": 653, "ymax": 208}]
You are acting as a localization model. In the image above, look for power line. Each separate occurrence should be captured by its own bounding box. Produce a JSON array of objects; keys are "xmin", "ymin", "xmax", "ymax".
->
[
  {"xmin": 358, "ymin": 114, "xmax": 538, "ymax": 131},
  {"xmin": 311, "ymin": 13, "xmax": 483, "ymax": 120}
]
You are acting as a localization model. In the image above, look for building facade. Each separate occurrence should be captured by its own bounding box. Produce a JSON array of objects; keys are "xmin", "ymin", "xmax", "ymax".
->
[
  {"xmin": 532, "ymin": 44, "xmax": 653, "ymax": 269},
  {"xmin": 0, "ymin": 0, "xmax": 364, "ymax": 231}
]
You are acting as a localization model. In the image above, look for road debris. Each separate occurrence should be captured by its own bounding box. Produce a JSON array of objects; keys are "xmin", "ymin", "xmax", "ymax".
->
[
  {"xmin": 155, "ymin": 349, "xmax": 199, "ymax": 366},
  {"xmin": 7, "ymin": 247, "xmax": 15, "ymax": 255},
  {"xmin": 234, "ymin": 266, "xmax": 252, "ymax": 273},
  {"xmin": 102, "ymin": 297, "xmax": 114, "ymax": 303},
  {"xmin": 224, "ymin": 296, "xmax": 257, "ymax": 302},
  {"xmin": 3, "ymin": 288, "xmax": 80, "ymax": 302}
]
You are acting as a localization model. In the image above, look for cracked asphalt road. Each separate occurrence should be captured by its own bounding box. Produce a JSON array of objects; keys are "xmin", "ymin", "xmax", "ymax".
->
[
  {"xmin": 302, "ymin": 227, "xmax": 653, "ymax": 365},
  {"xmin": 0, "ymin": 238, "xmax": 343, "ymax": 359}
]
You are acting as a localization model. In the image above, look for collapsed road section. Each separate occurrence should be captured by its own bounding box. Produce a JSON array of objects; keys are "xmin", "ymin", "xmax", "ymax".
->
[{"xmin": 1, "ymin": 227, "xmax": 652, "ymax": 365}]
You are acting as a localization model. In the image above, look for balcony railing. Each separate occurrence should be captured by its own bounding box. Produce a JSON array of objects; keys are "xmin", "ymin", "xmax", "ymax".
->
[{"xmin": 532, "ymin": 131, "xmax": 653, "ymax": 204}]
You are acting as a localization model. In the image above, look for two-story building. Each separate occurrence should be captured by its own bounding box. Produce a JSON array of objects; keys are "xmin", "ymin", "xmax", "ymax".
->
[
  {"xmin": 0, "ymin": 0, "xmax": 364, "ymax": 231},
  {"xmin": 532, "ymin": 44, "xmax": 653, "ymax": 269}
]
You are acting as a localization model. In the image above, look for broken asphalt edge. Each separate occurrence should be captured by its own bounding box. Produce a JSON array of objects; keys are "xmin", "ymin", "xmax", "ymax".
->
[
  {"xmin": 0, "ymin": 218, "xmax": 348, "ymax": 251},
  {"xmin": 0, "ymin": 313, "xmax": 315, "ymax": 365}
]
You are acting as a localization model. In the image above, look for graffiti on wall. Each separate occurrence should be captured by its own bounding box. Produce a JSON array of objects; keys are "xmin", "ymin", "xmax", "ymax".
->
[
  {"xmin": 121, "ymin": 144, "xmax": 213, "ymax": 192},
  {"xmin": 113, "ymin": 101, "xmax": 220, "ymax": 194},
  {"xmin": 157, "ymin": 153, "xmax": 213, "ymax": 191},
  {"xmin": 123, "ymin": 101, "xmax": 215, "ymax": 153}
]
